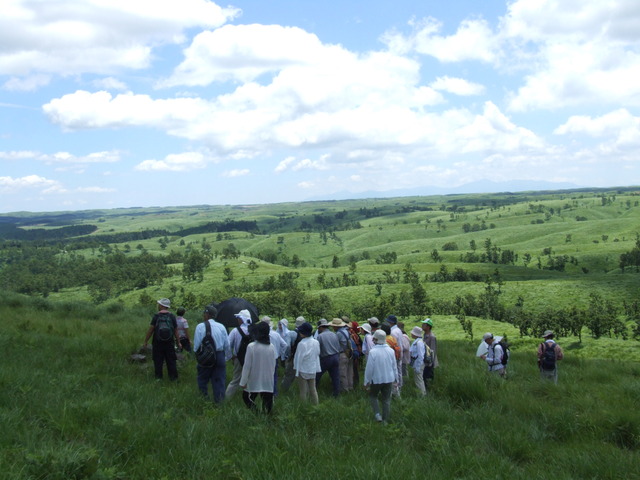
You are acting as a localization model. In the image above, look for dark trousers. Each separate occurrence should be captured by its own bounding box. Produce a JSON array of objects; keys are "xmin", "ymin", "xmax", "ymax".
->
[
  {"xmin": 422, "ymin": 365, "xmax": 434, "ymax": 391},
  {"xmin": 152, "ymin": 341, "xmax": 178, "ymax": 380},
  {"xmin": 243, "ymin": 391, "xmax": 274, "ymax": 413},
  {"xmin": 280, "ymin": 358, "xmax": 295, "ymax": 393},
  {"xmin": 179, "ymin": 337, "xmax": 192, "ymax": 352},
  {"xmin": 196, "ymin": 351, "xmax": 227, "ymax": 403},
  {"xmin": 316, "ymin": 353, "xmax": 340, "ymax": 397}
]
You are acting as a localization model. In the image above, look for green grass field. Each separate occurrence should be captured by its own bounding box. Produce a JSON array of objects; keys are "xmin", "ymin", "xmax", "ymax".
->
[{"xmin": 1, "ymin": 294, "xmax": 639, "ymax": 479}]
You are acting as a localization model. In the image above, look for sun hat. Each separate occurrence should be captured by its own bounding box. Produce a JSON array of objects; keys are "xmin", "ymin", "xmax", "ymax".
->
[
  {"xmin": 410, "ymin": 326, "xmax": 423, "ymax": 338},
  {"xmin": 542, "ymin": 330, "xmax": 554, "ymax": 338},
  {"xmin": 317, "ymin": 318, "xmax": 329, "ymax": 328},
  {"xmin": 373, "ymin": 329, "xmax": 387, "ymax": 344},
  {"xmin": 235, "ymin": 309, "xmax": 252, "ymax": 324},
  {"xmin": 298, "ymin": 322, "xmax": 313, "ymax": 337},
  {"xmin": 386, "ymin": 315, "xmax": 397, "ymax": 324},
  {"xmin": 360, "ymin": 324, "xmax": 372, "ymax": 335},
  {"xmin": 367, "ymin": 317, "xmax": 380, "ymax": 326},
  {"xmin": 329, "ymin": 318, "xmax": 347, "ymax": 328},
  {"xmin": 157, "ymin": 298, "xmax": 171, "ymax": 308},
  {"xmin": 421, "ymin": 318, "xmax": 433, "ymax": 327},
  {"xmin": 482, "ymin": 332, "xmax": 494, "ymax": 341},
  {"xmin": 295, "ymin": 316, "xmax": 306, "ymax": 327}
]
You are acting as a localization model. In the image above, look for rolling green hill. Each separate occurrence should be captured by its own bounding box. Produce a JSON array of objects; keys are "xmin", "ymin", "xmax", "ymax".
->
[{"xmin": 1, "ymin": 187, "xmax": 640, "ymax": 353}]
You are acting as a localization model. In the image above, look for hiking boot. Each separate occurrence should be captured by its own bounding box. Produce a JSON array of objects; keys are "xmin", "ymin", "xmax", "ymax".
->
[{"xmin": 374, "ymin": 413, "xmax": 383, "ymax": 422}]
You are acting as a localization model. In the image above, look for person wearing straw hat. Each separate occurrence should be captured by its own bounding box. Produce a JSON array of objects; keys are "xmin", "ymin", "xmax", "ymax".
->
[
  {"xmin": 364, "ymin": 330, "xmax": 399, "ymax": 423},
  {"xmin": 538, "ymin": 330, "xmax": 564, "ymax": 384},
  {"xmin": 409, "ymin": 326, "xmax": 427, "ymax": 396},
  {"xmin": 331, "ymin": 317, "xmax": 353, "ymax": 392},
  {"xmin": 315, "ymin": 318, "xmax": 342, "ymax": 397},
  {"xmin": 143, "ymin": 298, "xmax": 180, "ymax": 381}
]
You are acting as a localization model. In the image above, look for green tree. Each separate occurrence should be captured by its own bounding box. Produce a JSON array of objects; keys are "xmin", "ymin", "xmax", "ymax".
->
[{"xmin": 223, "ymin": 267, "xmax": 234, "ymax": 282}]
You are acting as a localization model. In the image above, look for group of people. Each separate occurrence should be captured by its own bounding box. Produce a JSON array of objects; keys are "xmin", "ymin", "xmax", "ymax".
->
[
  {"xmin": 144, "ymin": 297, "xmax": 563, "ymax": 423},
  {"xmin": 479, "ymin": 330, "xmax": 564, "ymax": 383}
]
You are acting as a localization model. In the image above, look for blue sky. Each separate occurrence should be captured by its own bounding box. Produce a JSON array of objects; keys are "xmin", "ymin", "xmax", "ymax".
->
[{"xmin": 1, "ymin": 0, "xmax": 640, "ymax": 213}]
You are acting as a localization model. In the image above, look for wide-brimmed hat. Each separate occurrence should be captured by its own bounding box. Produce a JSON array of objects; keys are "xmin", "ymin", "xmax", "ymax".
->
[
  {"xmin": 317, "ymin": 318, "xmax": 329, "ymax": 328},
  {"xmin": 235, "ymin": 309, "xmax": 253, "ymax": 324},
  {"xmin": 367, "ymin": 316, "xmax": 380, "ymax": 326},
  {"xmin": 542, "ymin": 330, "xmax": 554, "ymax": 338},
  {"xmin": 410, "ymin": 326, "xmax": 423, "ymax": 338},
  {"xmin": 373, "ymin": 329, "xmax": 387, "ymax": 344},
  {"xmin": 360, "ymin": 324, "xmax": 372, "ymax": 334},
  {"xmin": 295, "ymin": 316, "xmax": 306, "ymax": 327},
  {"xmin": 157, "ymin": 298, "xmax": 171, "ymax": 308},
  {"xmin": 330, "ymin": 318, "xmax": 347, "ymax": 328}
]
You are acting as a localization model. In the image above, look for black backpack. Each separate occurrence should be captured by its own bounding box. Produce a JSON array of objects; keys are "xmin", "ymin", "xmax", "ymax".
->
[
  {"xmin": 497, "ymin": 340, "xmax": 510, "ymax": 366},
  {"xmin": 155, "ymin": 312, "xmax": 174, "ymax": 343},
  {"xmin": 195, "ymin": 320, "xmax": 217, "ymax": 367},
  {"xmin": 236, "ymin": 326, "xmax": 252, "ymax": 366},
  {"xmin": 540, "ymin": 342, "xmax": 557, "ymax": 371}
]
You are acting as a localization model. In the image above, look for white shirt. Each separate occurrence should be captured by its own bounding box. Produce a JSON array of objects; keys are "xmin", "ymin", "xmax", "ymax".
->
[
  {"xmin": 390, "ymin": 325, "xmax": 404, "ymax": 358},
  {"xmin": 364, "ymin": 344, "xmax": 399, "ymax": 386},
  {"xmin": 293, "ymin": 337, "xmax": 321, "ymax": 377},
  {"xmin": 193, "ymin": 319, "xmax": 230, "ymax": 357},
  {"xmin": 410, "ymin": 337, "xmax": 426, "ymax": 371},
  {"xmin": 486, "ymin": 342, "xmax": 504, "ymax": 371},
  {"xmin": 239, "ymin": 342, "xmax": 278, "ymax": 393},
  {"xmin": 362, "ymin": 333, "xmax": 374, "ymax": 356},
  {"xmin": 269, "ymin": 329, "xmax": 288, "ymax": 360},
  {"xmin": 228, "ymin": 323, "xmax": 250, "ymax": 359}
]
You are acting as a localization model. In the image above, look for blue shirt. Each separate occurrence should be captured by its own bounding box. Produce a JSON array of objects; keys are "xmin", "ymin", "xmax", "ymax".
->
[{"xmin": 193, "ymin": 319, "xmax": 230, "ymax": 358}]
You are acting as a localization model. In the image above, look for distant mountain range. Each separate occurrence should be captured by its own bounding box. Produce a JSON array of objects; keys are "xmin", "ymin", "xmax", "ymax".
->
[{"xmin": 305, "ymin": 179, "xmax": 585, "ymax": 201}]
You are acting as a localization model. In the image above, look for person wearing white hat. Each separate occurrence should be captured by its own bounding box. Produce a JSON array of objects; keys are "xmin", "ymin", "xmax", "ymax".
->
[
  {"xmin": 315, "ymin": 318, "xmax": 342, "ymax": 397},
  {"xmin": 360, "ymin": 323, "xmax": 374, "ymax": 357},
  {"xmin": 364, "ymin": 329, "xmax": 399, "ymax": 423},
  {"xmin": 143, "ymin": 298, "xmax": 180, "ymax": 381},
  {"xmin": 225, "ymin": 309, "xmax": 253, "ymax": 398},
  {"xmin": 409, "ymin": 326, "xmax": 427, "ymax": 396},
  {"xmin": 480, "ymin": 333, "xmax": 506, "ymax": 378}
]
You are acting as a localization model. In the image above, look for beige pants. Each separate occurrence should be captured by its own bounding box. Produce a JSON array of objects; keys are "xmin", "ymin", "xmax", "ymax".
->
[
  {"xmin": 297, "ymin": 376, "xmax": 319, "ymax": 405},
  {"xmin": 413, "ymin": 364, "xmax": 426, "ymax": 396},
  {"xmin": 225, "ymin": 358, "xmax": 243, "ymax": 398}
]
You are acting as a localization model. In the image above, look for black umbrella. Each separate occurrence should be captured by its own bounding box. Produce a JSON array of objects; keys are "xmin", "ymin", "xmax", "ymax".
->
[{"xmin": 212, "ymin": 297, "xmax": 260, "ymax": 329}]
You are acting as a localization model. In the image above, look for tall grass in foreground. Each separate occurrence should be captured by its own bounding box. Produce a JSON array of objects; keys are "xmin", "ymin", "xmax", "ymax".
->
[{"xmin": 0, "ymin": 294, "xmax": 638, "ymax": 479}]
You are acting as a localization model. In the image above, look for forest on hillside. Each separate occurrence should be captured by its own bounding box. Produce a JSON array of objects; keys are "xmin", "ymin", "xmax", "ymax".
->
[{"xmin": 1, "ymin": 187, "xmax": 640, "ymax": 343}]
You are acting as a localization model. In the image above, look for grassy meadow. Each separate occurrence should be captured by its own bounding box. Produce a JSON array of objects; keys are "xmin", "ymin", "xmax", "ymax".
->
[
  {"xmin": 2, "ymin": 188, "xmax": 640, "ymax": 478},
  {"xmin": 1, "ymin": 293, "xmax": 639, "ymax": 480}
]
